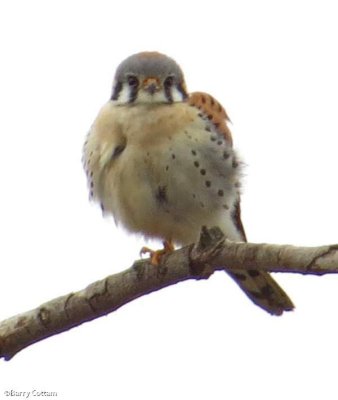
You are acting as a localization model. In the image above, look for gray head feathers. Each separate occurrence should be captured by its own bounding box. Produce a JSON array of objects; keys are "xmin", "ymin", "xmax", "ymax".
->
[
  {"xmin": 114, "ymin": 51, "xmax": 185, "ymax": 82},
  {"xmin": 111, "ymin": 51, "xmax": 187, "ymax": 104}
]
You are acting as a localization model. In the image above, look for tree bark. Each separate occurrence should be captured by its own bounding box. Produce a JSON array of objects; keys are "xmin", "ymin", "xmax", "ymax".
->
[{"xmin": 1, "ymin": 227, "xmax": 338, "ymax": 361}]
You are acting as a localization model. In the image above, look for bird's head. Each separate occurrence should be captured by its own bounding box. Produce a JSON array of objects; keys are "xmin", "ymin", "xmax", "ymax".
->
[{"xmin": 111, "ymin": 51, "xmax": 188, "ymax": 105}]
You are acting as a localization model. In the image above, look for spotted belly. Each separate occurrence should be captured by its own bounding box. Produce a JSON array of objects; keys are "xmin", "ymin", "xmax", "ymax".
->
[{"xmin": 103, "ymin": 116, "xmax": 243, "ymax": 245}]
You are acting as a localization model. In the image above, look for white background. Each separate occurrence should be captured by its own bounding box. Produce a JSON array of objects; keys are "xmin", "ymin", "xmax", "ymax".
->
[{"xmin": 1, "ymin": 1, "xmax": 338, "ymax": 399}]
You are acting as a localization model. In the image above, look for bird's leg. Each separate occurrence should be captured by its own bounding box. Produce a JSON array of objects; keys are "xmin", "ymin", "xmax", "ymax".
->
[{"xmin": 140, "ymin": 240, "xmax": 175, "ymax": 266}]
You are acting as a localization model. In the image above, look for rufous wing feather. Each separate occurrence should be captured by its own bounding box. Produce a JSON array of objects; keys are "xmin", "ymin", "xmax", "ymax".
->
[
  {"xmin": 189, "ymin": 92, "xmax": 294, "ymax": 315},
  {"xmin": 188, "ymin": 91, "xmax": 233, "ymax": 145}
]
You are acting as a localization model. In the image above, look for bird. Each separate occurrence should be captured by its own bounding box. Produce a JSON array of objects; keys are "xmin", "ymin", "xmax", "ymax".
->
[{"xmin": 83, "ymin": 51, "xmax": 294, "ymax": 315}]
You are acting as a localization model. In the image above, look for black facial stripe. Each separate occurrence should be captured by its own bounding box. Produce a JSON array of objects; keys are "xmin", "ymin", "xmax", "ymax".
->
[
  {"xmin": 177, "ymin": 82, "xmax": 188, "ymax": 100},
  {"xmin": 128, "ymin": 84, "xmax": 139, "ymax": 103},
  {"xmin": 111, "ymin": 81, "xmax": 123, "ymax": 101},
  {"xmin": 164, "ymin": 85, "xmax": 173, "ymax": 103}
]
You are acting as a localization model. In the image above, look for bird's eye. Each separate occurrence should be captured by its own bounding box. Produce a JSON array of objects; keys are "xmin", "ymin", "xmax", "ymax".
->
[
  {"xmin": 127, "ymin": 75, "xmax": 139, "ymax": 87},
  {"xmin": 164, "ymin": 76, "xmax": 174, "ymax": 88}
]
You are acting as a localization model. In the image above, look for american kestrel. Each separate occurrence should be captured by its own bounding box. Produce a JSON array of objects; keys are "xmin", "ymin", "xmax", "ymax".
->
[{"xmin": 83, "ymin": 51, "xmax": 294, "ymax": 315}]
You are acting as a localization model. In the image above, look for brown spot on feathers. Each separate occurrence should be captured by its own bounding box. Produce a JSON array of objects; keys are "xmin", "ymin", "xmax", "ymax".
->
[{"xmin": 188, "ymin": 92, "xmax": 233, "ymax": 145}]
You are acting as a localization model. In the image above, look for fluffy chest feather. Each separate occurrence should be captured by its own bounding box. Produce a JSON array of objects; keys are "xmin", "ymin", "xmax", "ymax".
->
[{"xmin": 83, "ymin": 102, "xmax": 242, "ymax": 244}]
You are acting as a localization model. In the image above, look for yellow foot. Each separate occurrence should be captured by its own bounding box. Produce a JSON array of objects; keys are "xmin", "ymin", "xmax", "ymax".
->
[{"xmin": 140, "ymin": 240, "xmax": 175, "ymax": 265}]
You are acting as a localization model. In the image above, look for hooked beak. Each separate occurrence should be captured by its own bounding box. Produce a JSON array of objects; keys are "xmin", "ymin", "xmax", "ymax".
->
[{"xmin": 142, "ymin": 77, "xmax": 161, "ymax": 95}]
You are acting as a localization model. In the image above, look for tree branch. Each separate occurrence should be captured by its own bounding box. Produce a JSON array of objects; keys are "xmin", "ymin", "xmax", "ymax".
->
[{"xmin": 1, "ymin": 227, "xmax": 338, "ymax": 361}]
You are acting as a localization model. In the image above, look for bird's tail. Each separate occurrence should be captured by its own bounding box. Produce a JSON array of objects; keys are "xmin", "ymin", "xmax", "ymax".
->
[{"xmin": 227, "ymin": 269, "xmax": 294, "ymax": 315}]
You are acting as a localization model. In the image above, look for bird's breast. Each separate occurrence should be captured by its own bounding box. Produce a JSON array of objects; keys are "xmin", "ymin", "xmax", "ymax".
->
[
  {"xmin": 97, "ymin": 102, "xmax": 242, "ymax": 244},
  {"xmin": 115, "ymin": 103, "xmax": 197, "ymax": 146}
]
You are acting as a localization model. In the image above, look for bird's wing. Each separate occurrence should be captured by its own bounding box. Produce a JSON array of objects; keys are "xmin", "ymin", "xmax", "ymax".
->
[
  {"xmin": 188, "ymin": 91, "xmax": 294, "ymax": 315},
  {"xmin": 188, "ymin": 91, "xmax": 233, "ymax": 145},
  {"xmin": 189, "ymin": 91, "xmax": 247, "ymax": 240},
  {"xmin": 82, "ymin": 102, "xmax": 125, "ymax": 203}
]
